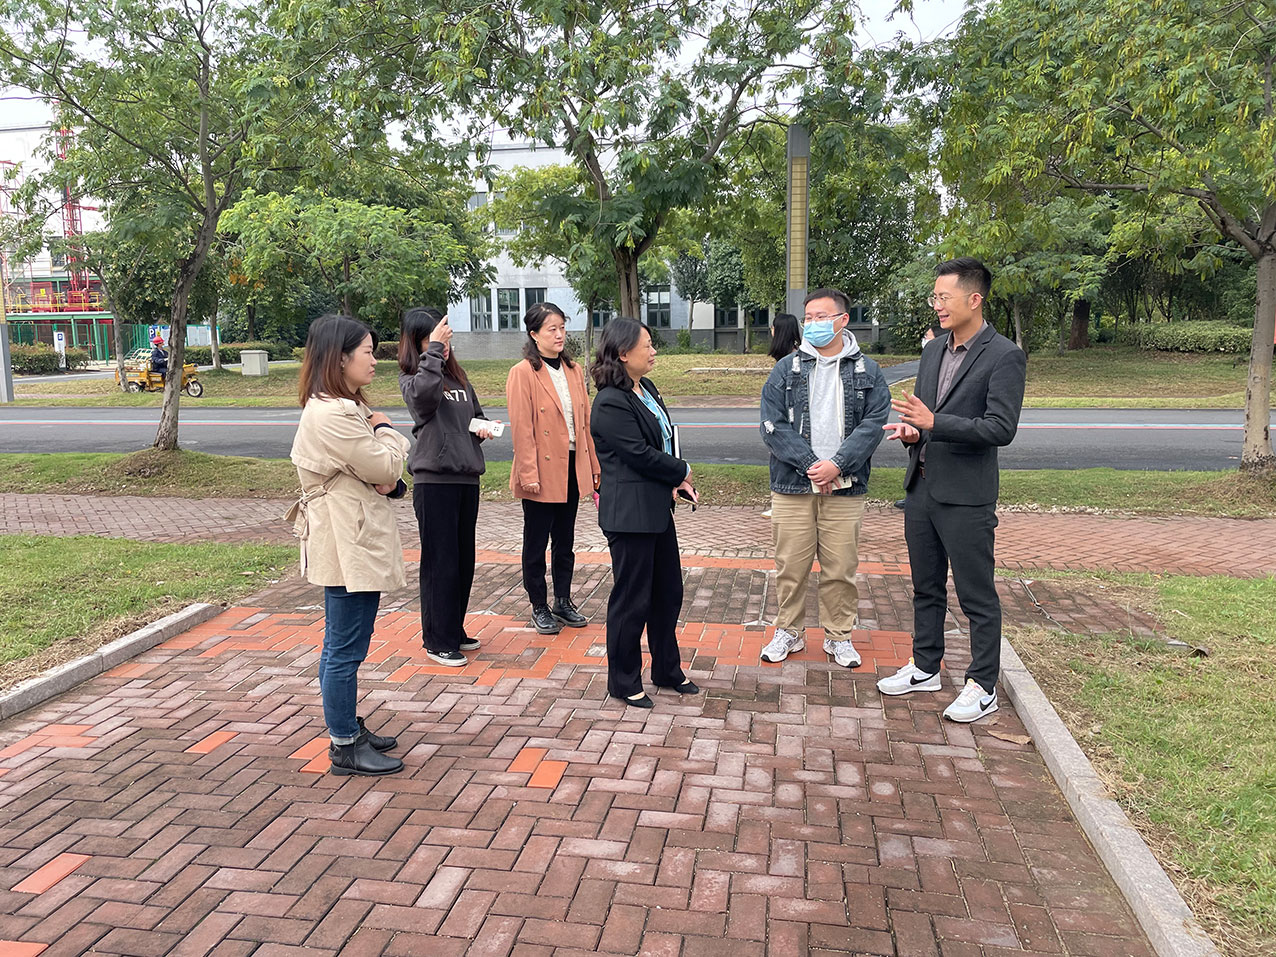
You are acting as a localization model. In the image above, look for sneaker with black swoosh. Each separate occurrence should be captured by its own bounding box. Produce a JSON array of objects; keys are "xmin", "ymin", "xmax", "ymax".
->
[
  {"xmin": 943, "ymin": 679, "xmax": 999, "ymax": 723},
  {"xmin": 876, "ymin": 658, "xmax": 941, "ymax": 696}
]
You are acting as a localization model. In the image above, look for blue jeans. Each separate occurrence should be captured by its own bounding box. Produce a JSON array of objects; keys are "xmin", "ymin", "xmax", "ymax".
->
[{"xmin": 320, "ymin": 586, "xmax": 381, "ymax": 744}]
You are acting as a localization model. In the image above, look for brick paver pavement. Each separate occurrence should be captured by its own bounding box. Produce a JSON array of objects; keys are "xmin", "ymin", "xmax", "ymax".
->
[
  {"xmin": 6, "ymin": 492, "xmax": 1276, "ymax": 577},
  {"xmin": 0, "ymin": 487, "xmax": 1189, "ymax": 955}
]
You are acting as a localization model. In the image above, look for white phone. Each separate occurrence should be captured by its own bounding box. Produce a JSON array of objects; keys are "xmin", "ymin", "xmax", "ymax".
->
[{"xmin": 469, "ymin": 417, "xmax": 504, "ymax": 437}]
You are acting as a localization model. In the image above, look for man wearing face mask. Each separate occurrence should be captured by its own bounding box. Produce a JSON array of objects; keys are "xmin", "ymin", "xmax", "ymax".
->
[{"xmin": 758, "ymin": 288, "xmax": 890, "ymax": 668}]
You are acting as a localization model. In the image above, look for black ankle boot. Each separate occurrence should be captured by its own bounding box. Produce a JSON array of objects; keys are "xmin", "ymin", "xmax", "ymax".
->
[
  {"xmin": 531, "ymin": 604, "xmax": 562, "ymax": 634},
  {"xmin": 552, "ymin": 597, "xmax": 588, "ymax": 628},
  {"xmin": 329, "ymin": 737, "xmax": 404, "ymax": 776},
  {"xmin": 356, "ymin": 717, "xmax": 397, "ymax": 752}
]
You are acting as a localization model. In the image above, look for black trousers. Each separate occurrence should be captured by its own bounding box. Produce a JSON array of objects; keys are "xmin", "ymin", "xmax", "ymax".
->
[
  {"xmin": 603, "ymin": 518, "xmax": 687, "ymax": 698},
  {"xmin": 413, "ymin": 481, "xmax": 479, "ymax": 653},
  {"xmin": 521, "ymin": 451, "xmax": 580, "ymax": 606},
  {"xmin": 905, "ymin": 474, "xmax": 1002, "ymax": 692}
]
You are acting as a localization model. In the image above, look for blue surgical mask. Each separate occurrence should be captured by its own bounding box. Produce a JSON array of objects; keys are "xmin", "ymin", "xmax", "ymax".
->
[{"xmin": 803, "ymin": 320, "xmax": 837, "ymax": 348}]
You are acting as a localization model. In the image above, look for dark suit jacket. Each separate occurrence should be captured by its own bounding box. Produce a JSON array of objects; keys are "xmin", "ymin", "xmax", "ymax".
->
[
  {"xmin": 904, "ymin": 323, "xmax": 1026, "ymax": 506},
  {"xmin": 590, "ymin": 378, "xmax": 688, "ymax": 534}
]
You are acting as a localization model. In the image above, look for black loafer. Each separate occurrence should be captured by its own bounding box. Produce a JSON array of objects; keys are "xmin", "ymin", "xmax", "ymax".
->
[
  {"xmin": 613, "ymin": 693, "xmax": 654, "ymax": 709},
  {"xmin": 356, "ymin": 717, "xmax": 397, "ymax": 752}
]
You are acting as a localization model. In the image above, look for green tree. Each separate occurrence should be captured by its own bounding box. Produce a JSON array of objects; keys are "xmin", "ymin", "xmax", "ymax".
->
[
  {"xmin": 221, "ymin": 189, "xmax": 482, "ymax": 333},
  {"xmin": 0, "ymin": 0, "xmax": 298, "ymax": 448},
  {"xmin": 374, "ymin": 0, "xmax": 857, "ymax": 319},
  {"xmin": 940, "ymin": 0, "xmax": 1276, "ymax": 468}
]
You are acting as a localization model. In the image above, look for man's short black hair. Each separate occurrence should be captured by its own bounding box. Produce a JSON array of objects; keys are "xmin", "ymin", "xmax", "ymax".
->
[
  {"xmin": 936, "ymin": 257, "xmax": 992, "ymax": 299},
  {"xmin": 803, "ymin": 287, "xmax": 852, "ymax": 316}
]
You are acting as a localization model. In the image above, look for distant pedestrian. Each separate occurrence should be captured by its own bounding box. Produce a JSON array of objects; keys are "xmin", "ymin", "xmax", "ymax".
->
[
  {"xmin": 289, "ymin": 314, "xmax": 408, "ymax": 777},
  {"xmin": 399, "ymin": 307, "xmax": 496, "ymax": 668},
  {"xmin": 759, "ymin": 288, "xmax": 890, "ymax": 668},
  {"xmin": 590, "ymin": 316, "xmax": 700, "ymax": 708},
  {"xmin": 506, "ymin": 302, "xmax": 600, "ymax": 635},
  {"xmin": 878, "ymin": 257, "xmax": 1027, "ymax": 723},
  {"xmin": 767, "ymin": 312, "xmax": 802, "ymax": 361}
]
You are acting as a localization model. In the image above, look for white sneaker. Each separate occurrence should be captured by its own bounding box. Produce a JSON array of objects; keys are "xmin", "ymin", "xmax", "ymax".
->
[
  {"xmin": 760, "ymin": 628, "xmax": 804, "ymax": 663},
  {"xmin": 823, "ymin": 637, "xmax": 861, "ymax": 668},
  {"xmin": 876, "ymin": 658, "xmax": 941, "ymax": 696},
  {"xmin": 943, "ymin": 679, "xmax": 999, "ymax": 723}
]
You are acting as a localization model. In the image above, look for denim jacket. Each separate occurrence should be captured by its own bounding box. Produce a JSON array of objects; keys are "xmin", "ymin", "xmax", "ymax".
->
[{"xmin": 759, "ymin": 345, "xmax": 890, "ymax": 495}]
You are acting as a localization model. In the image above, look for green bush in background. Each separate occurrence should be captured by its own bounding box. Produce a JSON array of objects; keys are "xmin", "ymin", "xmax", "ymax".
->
[
  {"xmin": 1115, "ymin": 321, "xmax": 1252, "ymax": 354},
  {"xmin": 184, "ymin": 341, "xmax": 290, "ymax": 364},
  {"xmin": 10, "ymin": 343, "xmax": 92, "ymax": 374}
]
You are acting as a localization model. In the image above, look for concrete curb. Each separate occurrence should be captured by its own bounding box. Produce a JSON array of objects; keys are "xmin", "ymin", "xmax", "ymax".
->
[
  {"xmin": 0, "ymin": 603, "xmax": 222, "ymax": 721},
  {"xmin": 999, "ymin": 637, "xmax": 1221, "ymax": 957}
]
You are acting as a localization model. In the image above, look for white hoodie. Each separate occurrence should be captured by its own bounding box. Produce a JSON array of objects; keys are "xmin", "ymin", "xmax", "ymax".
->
[{"xmin": 800, "ymin": 330, "xmax": 860, "ymax": 466}]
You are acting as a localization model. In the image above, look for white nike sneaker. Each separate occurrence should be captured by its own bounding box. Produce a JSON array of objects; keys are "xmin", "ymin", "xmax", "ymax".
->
[
  {"xmin": 876, "ymin": 657, "xmax": 942, "ymax": 696},
  {"xmin": 823, "ymin": 637, "xmax": 862, "ymax": 668},
  {"xmin": 760, "ymin": 628, "xmax": 804, "ymax": 663},
  {"xmin": 943, "ymin": 678, "xmax": 999, "ymax": 723}
]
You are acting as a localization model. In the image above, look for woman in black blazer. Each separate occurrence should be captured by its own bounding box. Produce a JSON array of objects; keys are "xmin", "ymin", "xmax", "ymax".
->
[{"xmin": 590, "ymin": 317, "xmax": 701, "ymax": 708}]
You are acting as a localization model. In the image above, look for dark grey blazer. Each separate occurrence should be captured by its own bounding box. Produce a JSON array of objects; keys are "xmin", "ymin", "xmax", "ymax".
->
[{"xmin": 904, "ymin": 323, "xmax": 1027, "ymax": 506}]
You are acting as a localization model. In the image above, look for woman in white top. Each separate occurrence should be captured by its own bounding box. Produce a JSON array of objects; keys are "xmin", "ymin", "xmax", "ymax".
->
[
  {"xmin": 505, "ymin": 303, "xmax": 601, "ymax": 635},
  {"xmin": 289, "ymin": 314, "xmax": 410, "ymax": 777}
]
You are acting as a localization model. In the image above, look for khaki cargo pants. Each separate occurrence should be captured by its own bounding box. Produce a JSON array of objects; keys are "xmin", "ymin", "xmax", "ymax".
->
[{"xmin": 771, "ymin": 492, "xmax": 865, "ymax": 640}]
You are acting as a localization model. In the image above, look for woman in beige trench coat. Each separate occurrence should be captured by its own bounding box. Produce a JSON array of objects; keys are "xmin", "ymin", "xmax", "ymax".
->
[{"xmin": 289, "ymin": 315, "xmax": 410, "ymax": 777}]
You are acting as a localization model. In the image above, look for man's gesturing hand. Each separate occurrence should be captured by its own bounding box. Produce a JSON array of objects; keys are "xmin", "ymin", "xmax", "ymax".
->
[{"xmin": 891, "ymin": 391, "xmax": 934, "ymax": 432}]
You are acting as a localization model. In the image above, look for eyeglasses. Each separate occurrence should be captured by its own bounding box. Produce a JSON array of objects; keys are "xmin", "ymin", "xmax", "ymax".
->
[
  {"xmin": 927, "ymin": 293, "xmax": 971, "ymax": 307},
  {"xmin": 804, "ymin": 312, "xmax": 846, "ymax": 322}
]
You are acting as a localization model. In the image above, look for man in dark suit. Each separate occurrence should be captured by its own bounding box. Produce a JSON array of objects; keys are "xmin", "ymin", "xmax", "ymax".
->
[{"xmin": 877, "ymin": 257, "xmax": 1026, "ymax": 722}]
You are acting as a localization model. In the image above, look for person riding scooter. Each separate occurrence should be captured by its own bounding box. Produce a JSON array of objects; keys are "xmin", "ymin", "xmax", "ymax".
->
[{"xmin": 150, "ymin": 336, "xmax": 168, "ymax": 382}]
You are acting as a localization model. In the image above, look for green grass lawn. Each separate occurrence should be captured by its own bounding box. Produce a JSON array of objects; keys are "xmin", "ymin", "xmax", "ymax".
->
[
  {"xmin": 2, "ymin": 451, "xmax": 1274, "ymax": 517},
  {"xmin": 14, "ymin": 354, "xmax": 912, "ymax": 407},
  {"xmin": 1021, "ymin": 346, "xmax": 1249, "ymax": 407},
  {"xmin": 0, "ymin": 535, "xmax": 295, "ymax": 673},
  {"xmin": 1009, "ymin": 572, "xmax": 1276, "ymax": 955}
]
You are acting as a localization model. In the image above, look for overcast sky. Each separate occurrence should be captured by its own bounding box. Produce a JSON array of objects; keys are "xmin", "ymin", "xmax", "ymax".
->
[{"xmin": 857, "ymin": 0, "xmax": 968, "ymax": 47}]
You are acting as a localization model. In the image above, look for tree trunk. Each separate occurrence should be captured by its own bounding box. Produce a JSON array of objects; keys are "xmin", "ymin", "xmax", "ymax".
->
[
  {"xmin": 1068, "ymin": 298, "xmax": 1091, "ymax": 350},
  {"xmin": 154, "ymin": 263, "xmax": 197, "ymax": 451},
  {"xmin": 1242, "ymin": 250, "xmax": 1276, "ymax": 470},
  {"xmin": 1012, "ymin": 298, "xmax": 1025, "ymax": 352},
  {"xmin": 246, "ymin": 302, "xmax": 257, "ymax": 341},
  {"xmin": 209, "ymin": 297, "xmax": 222, "ymax": 371},
  {"xmin": 615, "ymin": 249, "xmax": 642, "ymax": 320},
  {"xmin": 112, "ymin": 311, "xmax": 127, "ymax": 391}
]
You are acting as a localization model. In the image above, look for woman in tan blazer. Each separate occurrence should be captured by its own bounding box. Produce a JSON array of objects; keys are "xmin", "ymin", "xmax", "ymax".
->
[
  {"xmin": 289, "ymin": 315, "xmax": 410, "ymax": 777},
  {"xmin": 506, "ymin": 303, "xmax": 601, "ymax": 634}
]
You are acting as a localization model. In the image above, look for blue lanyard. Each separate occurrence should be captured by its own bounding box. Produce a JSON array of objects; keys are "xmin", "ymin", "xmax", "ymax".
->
[{"xmin": 636, "ymin": 386, "xmax": 672, "ymax": 454}]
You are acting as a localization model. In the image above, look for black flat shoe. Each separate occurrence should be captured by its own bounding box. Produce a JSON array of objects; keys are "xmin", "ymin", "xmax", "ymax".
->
[
  {"xmin": 356, "ymin": 716, "xmax": 397, "ymax": 752},
  {"xmin": 661, "ymin": 680, "xmax": 700, "ymax": 695},
  {"xmin": 613, "ymin": 692, "xmax": 654, "ymax": 709}
]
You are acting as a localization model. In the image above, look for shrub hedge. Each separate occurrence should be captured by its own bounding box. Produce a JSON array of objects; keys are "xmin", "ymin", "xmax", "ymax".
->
[
  {"xmin": 1115, "ymin": 321, "xmax": 1252, "ymax": 354},
  {"xmin": 183, "ymin": 341, "xmax": 290, "ymax": 365},
  {"xmin": 11, "ymin": 343, "xmax": 92, "ymax": 374}
]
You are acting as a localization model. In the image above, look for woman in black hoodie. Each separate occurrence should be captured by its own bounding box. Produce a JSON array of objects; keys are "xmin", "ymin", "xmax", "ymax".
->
[{"xmin": 399, "ymin": 307, "xmax": 493, "ymax": 667}]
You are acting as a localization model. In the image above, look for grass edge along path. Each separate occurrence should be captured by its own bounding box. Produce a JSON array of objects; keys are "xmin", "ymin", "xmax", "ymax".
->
[
  {"xmin": 0, "ymin": 535, "xmax": 296, "ymax": 688},
  {"xmin": 1007, "ymin": 570, "xmax": 1276, "ymax": 957},
  {"xmin": 0, "ymin": 451, "xmax": 1274, "ymax": 517}
]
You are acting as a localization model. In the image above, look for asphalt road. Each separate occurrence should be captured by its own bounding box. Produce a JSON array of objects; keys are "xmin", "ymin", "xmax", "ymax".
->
[{"xmin": 0, "ymin": 405, "xmax": 1262, "ymax": 471}]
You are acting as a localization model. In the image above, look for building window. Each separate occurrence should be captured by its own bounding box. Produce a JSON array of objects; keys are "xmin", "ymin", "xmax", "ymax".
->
[
  {"xmin": 714, "ymin": 301, "xmax": 738, "ymax": 328},
  {"xmin": 591, "ymin": 302, "xmax": 613, "ymax": 329},
  {"xmin": 467, "ymin": 191, "xmax": 488, "ymax": 212},
  {"xmin": 497, "ymin": 288, "xmax": 521, "ymax": 330},
  {"xmin": 525, "ymin": 287, "xmax": 547, "ymax": 309},
  {"xmin": 470, "ymin": 290, "xmax": 492, "ymax": 331},
  {"xmin": 646, "ymin": 284, "xmax": 671, "ymax": 328}
]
